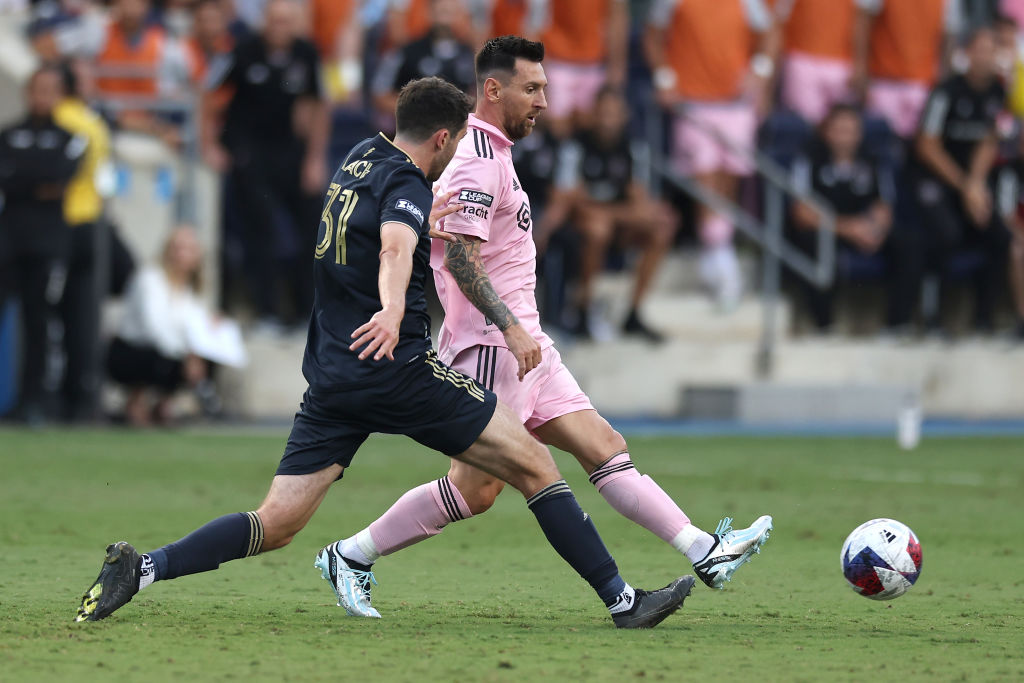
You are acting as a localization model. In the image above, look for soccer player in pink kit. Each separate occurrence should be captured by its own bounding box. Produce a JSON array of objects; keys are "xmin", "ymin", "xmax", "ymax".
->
[{"xmin": 327, "ymin": 36, "xmax": 773, "ymax": 616}]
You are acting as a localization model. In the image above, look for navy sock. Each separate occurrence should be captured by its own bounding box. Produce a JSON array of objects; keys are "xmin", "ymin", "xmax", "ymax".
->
[
  {"xmin": 526, "ymin": 481, "xmax": 625, "ymax": 605},
  {"xmin": 147, "ymin": 512, "xmax": 264, "ymax": 582}
]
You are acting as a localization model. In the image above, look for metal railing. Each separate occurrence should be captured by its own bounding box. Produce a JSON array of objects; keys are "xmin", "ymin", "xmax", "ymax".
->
[
  {"xmin": 90, "ymin": 93, "xmax": 201, "ymax": 224},
  {"xmin": 647, "ymin": 104, "xmax": 839, "ymax": 376}
]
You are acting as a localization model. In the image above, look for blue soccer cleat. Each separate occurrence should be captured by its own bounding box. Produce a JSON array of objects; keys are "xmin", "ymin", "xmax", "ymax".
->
[
  {"xmin": 314, "ymin": 542, "xmax": 381, "ymax": 618},
  {"xmin": 693, "ymin": 515, "xmax": 773, "ymax": 589}
]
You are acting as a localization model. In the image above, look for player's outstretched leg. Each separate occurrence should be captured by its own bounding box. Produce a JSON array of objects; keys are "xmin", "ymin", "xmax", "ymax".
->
[
  {"xmin": 457, "ymin": 402, "xmax": 694, "ymax": 628},
  {"xmin": 75, "ymin": 466, "xmax": 339, "ymax": 622},
  {"xmin": 534, "ymin": 410, "xmax": 773, "ymax": 589}
]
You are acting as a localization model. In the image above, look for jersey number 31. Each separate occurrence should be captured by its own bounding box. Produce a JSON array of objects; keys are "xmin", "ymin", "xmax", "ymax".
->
[{"xmin": 314, "ymin": 182, "xmax": 360, "ymax": 265}]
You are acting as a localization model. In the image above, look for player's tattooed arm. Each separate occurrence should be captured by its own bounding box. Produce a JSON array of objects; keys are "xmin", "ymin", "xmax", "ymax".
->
[{"xmin": 444, "ymin": 234, "xmax": 519, "ymax": 331}]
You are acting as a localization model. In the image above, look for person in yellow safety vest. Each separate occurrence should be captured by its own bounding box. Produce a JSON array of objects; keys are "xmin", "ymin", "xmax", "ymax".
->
[{"xmin": 53, "ymin": 61, "xmax": 115, "ymax": 422}]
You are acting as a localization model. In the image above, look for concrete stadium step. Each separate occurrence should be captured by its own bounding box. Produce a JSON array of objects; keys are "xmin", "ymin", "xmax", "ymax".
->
[
  {"xmin": 226, "ymin": 319, "xmax": 1024, "ymax": 422},
  {"xmin": 582, "ymin": 288, "xmax": 790, "ymax": 344},
  {"xmin": 646, "ymin": 249, "xmax": 760, "ymax": 294},
  {"xmin": 557, "ymin": 336, "xmax": 1024, "ymax": 419},
  {"xmin": 641, "ymin": 293, "xmax": 791, "ymax": 343},
  {"xmin": 590, "ymin": 250, "xmax": 759, "ymax": 300}
]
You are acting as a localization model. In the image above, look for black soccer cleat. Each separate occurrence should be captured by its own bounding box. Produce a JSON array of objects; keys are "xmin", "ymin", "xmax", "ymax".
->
[
  {"xmin": 612, "ymin": 575, "xmax": 696, "ymax": 629},
  {"xmin": 75, "ymin": 541, "xmax": 141, "ymax": 622}
]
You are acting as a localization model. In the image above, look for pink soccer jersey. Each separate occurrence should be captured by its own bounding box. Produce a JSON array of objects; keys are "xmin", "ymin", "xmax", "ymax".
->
[{"xmin": 431, "ymin": 114, "xmax": 553, "ymax": 362}]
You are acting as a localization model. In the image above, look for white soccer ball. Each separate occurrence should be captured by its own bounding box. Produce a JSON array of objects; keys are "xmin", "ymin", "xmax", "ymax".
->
[{"xmin": 840, "ymin": 518, "xmax": 923, "ymax": 600}]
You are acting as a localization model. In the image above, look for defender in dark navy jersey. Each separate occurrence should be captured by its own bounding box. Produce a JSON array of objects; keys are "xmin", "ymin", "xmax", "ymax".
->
[{"xmin": 75, "ymin": 76, "xmax": 691, "ymax": 629}]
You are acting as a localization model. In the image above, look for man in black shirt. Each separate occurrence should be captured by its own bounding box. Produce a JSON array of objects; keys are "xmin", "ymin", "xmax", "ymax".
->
[
  {"xmin": 914, "ymin": 27, "xmax": 1011, "ymax": 332},
  {"xmin": 0, "ymin": 66, "xmax": 84, "ymax": 423},
  {"xmin": 791, "ymin": 104, "xmax": 921, "ymax": 331},
  {"xmin": 202, "ymin": 0, "xmax": 329, "ymax": 331},
  {"xmin": 540, "ymin": 87, "xmax": 677, "ymax": 341},
  {"xmin": 77, "ymin": 77, "xmax": 689, "ymax": 630},
  {"xmin": 371, "ymin": 0, "xmax": 476, "ymax": 125}
]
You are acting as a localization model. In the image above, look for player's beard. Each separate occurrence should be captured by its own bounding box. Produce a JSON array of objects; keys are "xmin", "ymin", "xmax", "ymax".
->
[{"xmin": 504, "ymin": 111, "xmax": 535, "ymax": 141}]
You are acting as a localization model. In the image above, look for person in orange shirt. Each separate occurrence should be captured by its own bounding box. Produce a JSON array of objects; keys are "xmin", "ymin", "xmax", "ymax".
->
[
  {"xmin": 386, "ymin": 0, "xmax": 480, "ymax": 47},
  {"xmin": 852, "ymin": 0, "xmax": 964, "ymax": 138},
  {"xmin": 776, "ymin": 0, "xmax": 857, "ymax": 124},
  {"xmin": 184, "ymin": 0, "xmax": 234, "ymax": 87},
  {"xmin": 647, "ymin": 0, "xmax": 776, "ymax": 308},
  {"xmin": 91, "ymin": 0, "xmax": 190, "ymax": 145},
  {"xmin": 486, "ymin": 0, "xmax": 544, "ymax": 41},
  {"xmin": 539, "ymin": 0, "xmax": 628, "ymax": 137},
  {"xmin": 309, "ymin": 0, "xmax": 377, "ymax": 103}
]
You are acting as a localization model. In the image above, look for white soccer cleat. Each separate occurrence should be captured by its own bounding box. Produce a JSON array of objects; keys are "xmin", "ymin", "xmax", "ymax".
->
[
  {"xmin": 692, "ymin": 515, "xmax": 773, "ymax": 589},
  {"xmin": 314, "ymin": 542, "xmax": 381, "ymax": 618}
]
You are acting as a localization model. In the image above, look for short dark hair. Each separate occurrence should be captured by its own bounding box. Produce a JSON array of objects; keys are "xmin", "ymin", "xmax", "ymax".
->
[
  {"xmin": 594, "ymin": 83, "xmax": 625, "ymax": 106},
  {"xmin": 475, "ymin": 35, "xmax": 545, "ymax": 87},
  {"xmin": 395, "ymin": 76, "xmax": 473, "ymax": 142}
]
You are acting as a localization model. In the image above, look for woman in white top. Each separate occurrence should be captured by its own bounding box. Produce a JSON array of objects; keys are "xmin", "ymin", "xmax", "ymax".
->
[{"xmin": 107, "ymin": 226, "xmax": 215, "ymax": 426}]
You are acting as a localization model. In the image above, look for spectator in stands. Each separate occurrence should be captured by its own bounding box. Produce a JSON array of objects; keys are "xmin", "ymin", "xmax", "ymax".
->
[
  {"xmin": 852, "ymin": 0, "xmax": 965, "ymax": 139},
  {"xmin": 486, "ymin": 0, "xmax": 545, "ymax": 41},
  {"xmin": 914, "ymin": 27, "xmax": 1011, "ymax": 334},
  {"xmin": 310, "ymin": 0, "xmax": 369, "ymax": 104},
  {"xmin": 107, "ymin": 226, "xmax": 224, "ymax": 426},
  {"xmin": 184, "ymin": 0, "xmax": 235, "ymax": 85},
  {"xmin": 790, "ymin": 104, "xmax": 921, "ymax": 332},
  {"xmin": 540, "ymin": 87, "xmax": 677, "ymax": 342},
  {"xmin": 511, "ymin": 117, "xmax": 567, "ymax": 325},
  {"xmin": 646, "ymin": 0, "xmax": 776, "ymax": 310},
  {"xmin": 539, "ymin": 0, "xmax": 628, "ymax": 138},
  {"xmin": 26, "ymin": 0, "xmax": 107, "ymax": 64},
  {"xmin": 386, "ymin": 0, "xmax": 477, "ymax": 48},
  {"xmin": 776, "ymin": 0, "xmax": 857, "ymax": 124},
  {"xmin": 372, "ymin": 0, "xmax": 476, "ymax": 126},
  {"xmin": 90, "ymin": 0, "xmax": 191, "ymax": 145},
  {"xmin": 54, "ymin": 61, "xmax": 113, "ymax": 422},
  {"xmin": 201, "ymin": 0, "xmax": 328, "ymax": 333},
  {"xmin": 0, "ymin": 66, "xmax": 85, "ymax": 425}
]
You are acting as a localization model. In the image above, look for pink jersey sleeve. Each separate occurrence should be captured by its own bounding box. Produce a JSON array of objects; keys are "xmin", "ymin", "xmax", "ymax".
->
[{"xmin": 438, "ymin": 155, "xmax": 504, "ymax": 242}]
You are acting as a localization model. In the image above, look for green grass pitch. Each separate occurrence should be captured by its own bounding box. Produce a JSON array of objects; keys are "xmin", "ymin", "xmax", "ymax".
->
[{"xmin": 1, "ymin": 428, "xmax": 1021, "ymax": 681}]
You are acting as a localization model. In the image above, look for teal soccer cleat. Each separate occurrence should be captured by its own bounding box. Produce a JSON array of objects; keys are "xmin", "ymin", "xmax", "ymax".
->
[
  {"xmin": 315, "ymin": 542, "xmax": 381, "ymax": 618},
  {"xmin": 693, "ymin": 515, "xmax": 773, "ymax": 589}
]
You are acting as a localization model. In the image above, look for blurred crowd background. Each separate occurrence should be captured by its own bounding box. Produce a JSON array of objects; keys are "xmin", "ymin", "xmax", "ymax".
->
[{"xmin": 2, "ymin": 0, "xmax": 1024, "ymax": 427}]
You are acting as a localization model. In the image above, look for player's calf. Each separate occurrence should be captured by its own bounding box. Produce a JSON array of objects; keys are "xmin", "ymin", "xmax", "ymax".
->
[{"xmin": 447, "ymin": 458, "xmax": 505, "ymax": 515}]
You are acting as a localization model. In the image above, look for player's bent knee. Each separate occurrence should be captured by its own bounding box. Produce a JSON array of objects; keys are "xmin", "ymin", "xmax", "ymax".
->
[{"xmin": 255, "ymin": 507, "xmax": 306, "ymax": 551}]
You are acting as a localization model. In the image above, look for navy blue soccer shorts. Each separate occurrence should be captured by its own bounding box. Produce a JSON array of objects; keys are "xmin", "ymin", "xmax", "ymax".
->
[{"xmin": 277, "ymin": 350, "xmax": 497, "ymax": 479}]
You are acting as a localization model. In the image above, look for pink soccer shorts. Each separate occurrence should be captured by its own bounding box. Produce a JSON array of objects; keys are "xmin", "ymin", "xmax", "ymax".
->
[{"xmin": 450, "ymin": 344, "xmax": 594, "ymax": 433}]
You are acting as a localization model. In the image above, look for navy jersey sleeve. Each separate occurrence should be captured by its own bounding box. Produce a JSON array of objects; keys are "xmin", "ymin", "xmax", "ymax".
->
[{"xmin": 380, "ymin": 167, "xmax": 432, "ymax": 237}]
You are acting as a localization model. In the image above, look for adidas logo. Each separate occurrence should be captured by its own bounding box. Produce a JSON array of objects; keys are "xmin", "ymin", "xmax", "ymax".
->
[
  {"xmin": 883, "ymin": 530, "xmax": 896, "ymax": 543},
  {"xmin": 512, "ymin": 179, "xmax": 520, "ymax": 191}
]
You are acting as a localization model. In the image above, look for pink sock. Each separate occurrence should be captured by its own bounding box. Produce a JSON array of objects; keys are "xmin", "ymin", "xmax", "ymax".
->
[
  {"xmin": 589, "ymin": 453, "xmax": 713, "ymax": 561},
  {"xmin": 699, "ymin": 214, "xmax": 733, "ymax": 247},
  {"xmin": 368, "ymin": 476, "xmax": 472, "ymax": 557}
]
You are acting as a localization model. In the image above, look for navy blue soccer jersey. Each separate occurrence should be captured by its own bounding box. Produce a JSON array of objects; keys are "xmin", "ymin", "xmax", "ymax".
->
[{"xmin": 302, "ymin": 133, "xmax": 434, "ymax": 389}]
